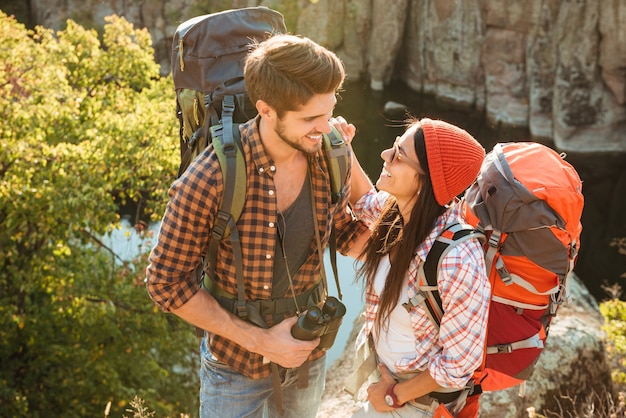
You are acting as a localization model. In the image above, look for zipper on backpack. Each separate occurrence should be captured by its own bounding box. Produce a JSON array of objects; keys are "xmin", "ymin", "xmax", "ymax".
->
[{"xmin": 179, "ymin": 39, "xmax": 185, "ymax": 71}]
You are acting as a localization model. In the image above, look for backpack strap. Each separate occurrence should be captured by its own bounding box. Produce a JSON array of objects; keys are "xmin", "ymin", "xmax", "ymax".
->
[
  {"xmin": 485, "ymin": 229, "xmax": 504, "ymax": 283},
  {"xmin": 201, "ymin": 123, "xmax": 349, "ymax": 317},
  {"xmin": 323, "ymin": 127, "xmax": 350, "ymax": 204},
  {"xmin": 403, "ymin": 223, "xmax": 485, "ymax": 329},
  {"xmin": 322, "ymin": 127, "xmax": 350, "ymax": 299},
  {"xmin": 486, "ymin": 229, "xmax": 561, "ymax": 312},
  {"xmin": 221, "ymin": 95, "xmax": 236, "ymax": 154},
  {"xmin": 486, "ymin": 332, "xmax": 545, "ymax": 354},
  {"xmin": 309, "ymin": 168, "xmax": 330, "ymax": 301},
  {"xmin": 198, "ymin": 122, "xmax": 350, "ymax": 322},
  {"xmin": 203, "ymin": 122, "xmax": 247, "ymax": 317},
  {"xmin": 177, "ymin": 90, "xmax": 211, "ymax": 178},
  {"xmin": 402, "ymin": 223, "xmax": 486, "ymax": 414}
]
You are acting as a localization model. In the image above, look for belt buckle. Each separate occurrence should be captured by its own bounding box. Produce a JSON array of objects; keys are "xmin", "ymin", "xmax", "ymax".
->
[
  {"xmin": 412, "ymin": 394, "xmax": 430, "ymax": 405},
  {"xmin": 409, "ymin": 395, "xmax": 437, "ymax": 411},
  {"xmin": 260, "ymin": 299, "xmax": 276, "ymax": 316}
]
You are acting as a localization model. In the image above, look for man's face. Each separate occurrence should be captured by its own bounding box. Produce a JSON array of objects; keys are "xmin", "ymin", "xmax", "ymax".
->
[{"xmin": 273, "ymin": 92, "xmax": 336, "ymax": 154}]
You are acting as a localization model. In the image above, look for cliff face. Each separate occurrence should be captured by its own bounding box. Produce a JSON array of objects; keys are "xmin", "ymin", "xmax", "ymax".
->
[
  {"xmin": 21, "ymin": 0, "xmax": 626, "ymax": 153},
  {"xmin": 6, "ymin": 0, "xmax": 624, "ymax": 289}
]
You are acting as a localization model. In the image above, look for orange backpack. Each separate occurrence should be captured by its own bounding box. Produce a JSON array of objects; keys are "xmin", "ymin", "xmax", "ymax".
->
[{"xmin": 419, "ymin": 142, "xmax": 584, "ymax": 396}]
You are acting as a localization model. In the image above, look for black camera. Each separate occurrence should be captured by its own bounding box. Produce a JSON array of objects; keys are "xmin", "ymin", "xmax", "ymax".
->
[{"xmin": 291, "ymin": 297, "xmax": 346, "ymax": 350}]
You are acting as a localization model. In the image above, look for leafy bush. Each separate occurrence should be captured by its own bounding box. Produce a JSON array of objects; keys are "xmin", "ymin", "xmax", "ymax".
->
[
  {"xmin": 0, "ymin": 12, "xmax": 198, "ymax": 417},
  {"xmin": 595, "ymin": 239, "xmax": 626, "ymax": 417},
  {"xmin": 601, "ymin": 295, "xmax": 626, "ymax": 393},
  {"xmin": 601, "ymin": 239, "xmax": 626, "ymax": 395}
]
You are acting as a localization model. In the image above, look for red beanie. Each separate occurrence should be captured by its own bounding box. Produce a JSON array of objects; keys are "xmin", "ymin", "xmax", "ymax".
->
[{"xmin": 420, "ymin": 118, "xmax": 485, "ymax": 206}]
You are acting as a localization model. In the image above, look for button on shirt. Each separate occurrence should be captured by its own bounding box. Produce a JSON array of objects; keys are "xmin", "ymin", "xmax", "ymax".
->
[
  {"xmin": 146, "ymin": 117, "xmax": 367, "ymax": 379},
  {"xmin": 352, "ymin": 190, "xmax": 490, "ymax": 388}
]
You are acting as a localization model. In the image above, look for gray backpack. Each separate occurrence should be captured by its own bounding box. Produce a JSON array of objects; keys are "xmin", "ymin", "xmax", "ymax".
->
[{"xmin": 172, "ymin": 6, "xmax": 287, "ymax": 177}]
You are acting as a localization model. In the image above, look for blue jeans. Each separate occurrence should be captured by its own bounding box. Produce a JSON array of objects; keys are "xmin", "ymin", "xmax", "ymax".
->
[{"xmin": 199, "ymin": 338, "xmax": 326, "ymax": 418}]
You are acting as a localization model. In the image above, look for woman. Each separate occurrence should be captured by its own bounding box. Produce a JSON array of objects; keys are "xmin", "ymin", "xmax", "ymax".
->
[{"xmin": 339, "ymin": 116, "xmax": 490, "ymax": 417}]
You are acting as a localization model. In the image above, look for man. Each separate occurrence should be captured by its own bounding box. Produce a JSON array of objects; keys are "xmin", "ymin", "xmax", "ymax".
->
[{"xmin": 146, "ymin": 34, "xmax": 369, "ymax": 418}]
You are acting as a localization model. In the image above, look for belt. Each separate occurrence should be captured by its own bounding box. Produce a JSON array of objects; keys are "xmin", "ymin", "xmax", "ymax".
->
[
  {"xmin": 395, "ymin": 371, "xmax": 463, "ymax": 405},
  {"xmin": 210, "ymin": 280, "xmax": 325, "ymax": 319},
  {"xmin": 413, "ymin": 390, "xmax": 462, "ymax": 405}
]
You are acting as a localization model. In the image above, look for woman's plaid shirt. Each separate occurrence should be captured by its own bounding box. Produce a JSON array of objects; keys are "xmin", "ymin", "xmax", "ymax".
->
[
  {"xmin": 145, "ymin": 117, "xmax": 367, "ymax": 379},
  {"xmin": 352, "ymin": 190, "xmax": 490, "ymax": 388}
]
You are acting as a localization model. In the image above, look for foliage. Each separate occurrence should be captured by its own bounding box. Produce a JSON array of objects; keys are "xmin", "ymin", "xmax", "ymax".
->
[
  {"xmin": 601, "ymin": 240, "xmax": 626, "ymax": 394},
  {"xmin": 600, "ymin": 296, "xmax": 626, "ymax": 393},
  {"xmin": 594, "ymin": 236, "xmax": 626, "ymax": 417},
  {"xmin": 121, "ymin": 396, "xmax": 157, "ymax": 418},
  {"xmin": 0, "ymin": 11, "xmax": 198, "ymax": 417}
]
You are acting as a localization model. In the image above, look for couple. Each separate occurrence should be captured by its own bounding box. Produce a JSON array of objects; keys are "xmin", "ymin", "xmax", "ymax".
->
[{"xmin": 145, "ymin": 33, "xmax": 490, "ymax": 418}]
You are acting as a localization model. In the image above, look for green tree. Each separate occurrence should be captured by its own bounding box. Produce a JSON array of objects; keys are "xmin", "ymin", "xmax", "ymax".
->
[{"xmin": 0, "ymin": 12, "xmax": 198, "ymax": 417}]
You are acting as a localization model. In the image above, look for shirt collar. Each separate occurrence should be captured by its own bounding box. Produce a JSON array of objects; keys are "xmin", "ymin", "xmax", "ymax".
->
[{"xmin": 242, "ymin": 116, "xmax": 275, "ymax": 177}]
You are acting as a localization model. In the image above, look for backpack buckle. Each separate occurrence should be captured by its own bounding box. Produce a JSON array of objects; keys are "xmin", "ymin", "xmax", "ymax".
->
[
  {"xmin": 402, "ymin": 293, "xmax": 426, "ymax": 313},
  {"xmin": 211, "ymin": 211, "xmax": 230, "ymax": 240},
  {"xmin": 495, "ymin": 257, "xmax": 512, "ymax": 285},
  {"xmin": 495, "ymin": 344, "xmax": 513, "ymax": 353},
  {"xmin": 222, "ymin": 95, "xmax": 235, "ymax": 113},
  {"xmin": 488, "ymin": 230, "xmax": 501, "ymax": 248},
  {"xmin": 236, "ymin": 300, "xmax": 248, "ymax": 319}
]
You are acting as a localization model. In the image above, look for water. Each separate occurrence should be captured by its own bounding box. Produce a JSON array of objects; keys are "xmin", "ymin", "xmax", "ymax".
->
[
  {"xmin": 321, "ymin": 252, "xmax": 364, "ymax": 368},
  {"xmin": 100, "ymin": 216, "xmax": 160, "ymax": 263}
]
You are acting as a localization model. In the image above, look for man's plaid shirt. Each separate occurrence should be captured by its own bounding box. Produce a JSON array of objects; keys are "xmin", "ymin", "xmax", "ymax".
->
[
  {"xmin": 145, "ymin": 117, "xmax": 367, "ymax": 379},
  {"xmin": 352, "ymin": 190, "xmax": 490, "ymax": 388}
]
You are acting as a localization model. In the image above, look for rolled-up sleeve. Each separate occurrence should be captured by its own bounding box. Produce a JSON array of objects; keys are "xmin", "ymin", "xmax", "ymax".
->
[
  {"xmin": 145, "ymin": 151, "xmax": 220, "ymax": 312},
  {"xmin": 352, "ymin": 189, "xmax": 390, "ymax": 229}
]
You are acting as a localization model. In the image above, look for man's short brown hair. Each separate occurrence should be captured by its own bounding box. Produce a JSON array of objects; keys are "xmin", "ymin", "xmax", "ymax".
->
[{"xmin": 244, "ymin": 34, "xmax": 345, "ymax": 116}]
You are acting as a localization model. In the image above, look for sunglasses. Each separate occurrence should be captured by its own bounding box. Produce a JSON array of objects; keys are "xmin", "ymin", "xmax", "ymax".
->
[{"xmin": 390, "ymin": 139, "xmax": 425, "ymax": 174}]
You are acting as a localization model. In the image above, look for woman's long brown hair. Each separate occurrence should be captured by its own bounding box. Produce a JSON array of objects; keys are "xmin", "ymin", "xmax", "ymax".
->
[{"xmin": 356, "ymin": 120, "xmax": 446, "ymax": 337}]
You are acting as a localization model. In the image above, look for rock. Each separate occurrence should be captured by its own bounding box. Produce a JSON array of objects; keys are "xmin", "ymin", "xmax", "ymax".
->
[
  {"xmin": 383, "ymin": 101, "xmax": 409, "ymax": 117},
  {"xmin": 317, "ymin": 314, "xmax": 364, "ymax": 418},
  {"xmin": 370, "ymin": 79, "xmax": 384, "ymax": 91},
  {"xmin": 25, "ymin": 0, "xmax": 626, "ymax": 152}
]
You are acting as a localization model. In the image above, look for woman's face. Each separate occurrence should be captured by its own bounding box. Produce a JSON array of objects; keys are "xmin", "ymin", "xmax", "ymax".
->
[{"xmin": 376, "ymin": 124, "xmax": 425, "ymax": 203}]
